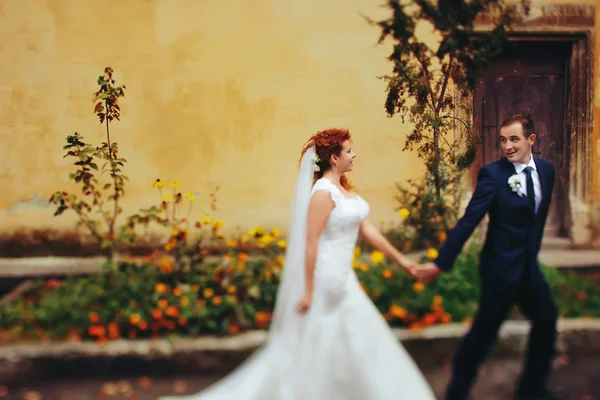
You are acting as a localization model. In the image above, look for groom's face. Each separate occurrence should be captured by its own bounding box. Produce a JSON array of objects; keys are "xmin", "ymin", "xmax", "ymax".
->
[{"xmin": 499, "ymin": 122, "xmax": 536, "ymax": 165}]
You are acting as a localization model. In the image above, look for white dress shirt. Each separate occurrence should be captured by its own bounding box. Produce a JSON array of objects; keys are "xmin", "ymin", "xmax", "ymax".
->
[{"xmin": 512, "ymin": 156, "xmax": 542, "ymax": 213}]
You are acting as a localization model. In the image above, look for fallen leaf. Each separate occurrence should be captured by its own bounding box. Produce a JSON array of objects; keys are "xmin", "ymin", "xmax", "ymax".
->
[
  {"xmin": 173, "ymin": 380, "xmax": 187, "ymax": 394},
  {"xmin": 138, "ymin": 376, "xmax": 151, "ymax": 388},
  {"xmin": 23, "ymin": 391, "xmax": 42, "ymax": 400},
  {"xmin": 101, "ymin": 382, "xmax": 118, "ymax": 396}
]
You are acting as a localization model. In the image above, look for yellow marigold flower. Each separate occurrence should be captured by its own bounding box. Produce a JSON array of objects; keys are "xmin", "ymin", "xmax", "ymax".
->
[
  {"xmin": 215, "ymin": 232, "xmax": 225, "ymax": 239},
  {"xmin": 152, "ymin": 179, "xmax": 164, "ymax": 189},
  {"xmin": 370, "ymin": 250, "xmax": 385, "ymax": 264},
  {"xmin": 227, "ymin": 295, "xmax": 237, "ymax": 303},
  {"xmin": 162, "ymin": 195, "xmax": 173, "ymax": 202},
  {"xmin": 271, "ymin": 228, "xmax": 280, "ymax": 237},
  {"xmin": 203, "ymin": 288, "xmax": 214, "ymax": 298},
  {"xmin": 360, "ymin": 263, "xmax": 369, "ymax": 272},
  {"xmin": 168, "ymin": 181, "xmax": 181, "ymax": 188},
  {"xmin": 226, "ymin": 239, "xmax": 237, "ymax": 247},
  {"xmin": 249, "ymin": 226, "xmax": 265, "ymax": 237},
  {"xmin": 179, "ymin": 296, "xmax": 190, "ymax": 307},
  {"xmin": 354, "ymin": 247, "xmax": 361, "ymax": 257},
  {"xmin": 413, "ymin": 281, "xmax": 425, "ymax": 293},
  {"xmin": 427, "ymin": 247, "xmax": 439, "ymax": 259},
  {"xmin": 213, "ymin": 219, "xmax": 224, "ymax": 229},
  {"xmin": 201, "ymin": 215, "xmax": 213, "ymax": 224},
  {"xmin": 241, "ymin": 235, "xmax": 249, "ymax": 243},
  {"xmin": 398, "ymin": 207, "xmax": 410, "ymax": 218},
  {"xmin": 185, "ymin": 192, "xmax": 197, "ymax": 201},
  {"xmin": 277, "ymin": 239, "xmax": 287, "ymax": 248},
  {"xmin": 433, "ymin": 295, "xmax": 443, "ymax": 305},
  {"xmin": 258, "ymin": 234, "xmax": 273, "ymax": 246},
  {"xmin": 212, "ymin": 296, "xmax": 223, "ymax": 306},
  {"xmin": 382, "ymin": 269, "xmax": 393, "ymax": 279}
]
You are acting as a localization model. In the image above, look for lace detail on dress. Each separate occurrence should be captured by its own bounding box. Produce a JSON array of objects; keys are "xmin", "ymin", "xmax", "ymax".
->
[{"xmin": 310, "ymin": 178, "xmax": 344, "ymax": 206}]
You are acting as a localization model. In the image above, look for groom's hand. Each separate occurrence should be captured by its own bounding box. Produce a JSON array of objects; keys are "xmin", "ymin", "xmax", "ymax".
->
[{"xmin": 415, "ymin": 262, "xmax": 441, "ymax": 284}]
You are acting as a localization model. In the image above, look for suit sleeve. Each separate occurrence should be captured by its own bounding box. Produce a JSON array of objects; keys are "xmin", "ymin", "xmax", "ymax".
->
[{"xmin": 434, "ymin": 167, "xmax": 496, "ymax": 271}]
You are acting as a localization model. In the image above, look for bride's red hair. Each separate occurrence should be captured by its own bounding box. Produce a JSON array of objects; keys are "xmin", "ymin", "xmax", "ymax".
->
[{"xmin": 300, "ymin": 128, "xmax": 355, "ymax": 191}]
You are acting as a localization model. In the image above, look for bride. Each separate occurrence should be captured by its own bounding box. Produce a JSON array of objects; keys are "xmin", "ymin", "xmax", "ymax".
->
[{"xmin": 160, "ymin": 128, "xmax": 436, "ymax": 399}]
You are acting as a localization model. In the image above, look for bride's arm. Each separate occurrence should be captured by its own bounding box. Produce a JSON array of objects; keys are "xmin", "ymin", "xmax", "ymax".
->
[
  {"xmin": 359, "ymin": 220, "xmax": 415, "ymax": 276},
  {"xmin": 304, "ymin": 191, "xmax": 335, "ymax": 295}
]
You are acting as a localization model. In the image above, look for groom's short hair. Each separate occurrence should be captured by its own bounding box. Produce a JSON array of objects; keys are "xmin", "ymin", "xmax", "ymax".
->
[{"xmin": 500, "ymin": 114, "xmax": 535, "ymax": 137}]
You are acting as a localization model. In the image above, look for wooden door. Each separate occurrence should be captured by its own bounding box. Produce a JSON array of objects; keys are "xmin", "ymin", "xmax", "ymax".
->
[{"xmin": 473, "ymin": 42, "xmax": 570, "ymax": 237}]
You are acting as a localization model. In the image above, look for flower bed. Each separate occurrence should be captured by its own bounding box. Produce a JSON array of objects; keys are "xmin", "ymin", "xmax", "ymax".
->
[{"xmin": 0, "ymin": 243, "xmax": 598, "ymax": 344}]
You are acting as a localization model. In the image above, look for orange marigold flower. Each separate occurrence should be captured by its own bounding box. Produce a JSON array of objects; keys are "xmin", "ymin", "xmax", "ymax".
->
[
  {"xmin": 107, "ymin": 322, "xmax": 120, "ymax": 339},
  {"xmin": 165, "ymin": 306, "xmax": 179, "ymax": 318},
  {"xmin": 423, "ymin": 313, "xmax": 438, "ymax": 326},
  {"xmin": 382, "ymin": 269, "xmax": 393, "ymax": 279},
  {"xmin": 152, "ymin": 309, "xmax": 163, "ymax": 320},
  {"xmin": 88, "ymin": 325, "xmax": 106, "ymax": 337},
  {"xmin": 178, "ymin": 317, "xmax": 188, "ymax": 326},
  {"xmin": 155, "ymin": 283, "xmax": 168, "ymax": 293},
  {"xmin": 412, "ymin": 282, "xmax": 424, "ymax": 293},
  {"xmin": 137, "ymin": 321, "xmax": 148, "ymax": 330},
  {"xmin": 227, "ymin": 324, "xmax": 240, "ymax": 334},
  {"xmin": 89, "ymin": 312, "xmax": 101, "ymax": 323},
  {"xmin": 254, "ymin": 311, "xmax": 272, "ymax": 329},
  {"xmin": 203, "ymin": 288, "xmax": 214, "ymax": 298},
  {"xmin": 441, "ymin": 313, "xmax": 452, "ymax": 324},
  {"xmin": 212, "ymin": 296, "xmax": 223, "ymax": 306},
  {"xmin": 389, "ymin": 305, "xmax": 408, "ymax": 320},
  {"xmin": 158, "ymin": 299, "xmax": 169, "ymax": 309},
  {"xmin": 129, "ymin": 313, "xmax": 141, "ymax": 325},
  {"xmin": 226, "ymin": 285, "xmax": 237, "ymax": 294},
  {"xmin": 173, "ymin": 288, "xmax": 182, "ymax": 296},
  {"xmin": 433, "ymin": 295, "xmax": 443, "ymax": 305},
  {"xmin": 409, "ymin": 322, "xmax": 423, "ymax": 332}
]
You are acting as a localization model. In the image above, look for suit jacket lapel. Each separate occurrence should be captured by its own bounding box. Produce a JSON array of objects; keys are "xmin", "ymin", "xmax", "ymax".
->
[{"xmin": 534, "ymin": 156, "xmax": 547, "ymax": 217}]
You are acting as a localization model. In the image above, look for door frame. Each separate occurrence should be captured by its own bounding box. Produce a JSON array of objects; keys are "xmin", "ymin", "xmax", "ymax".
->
[{"xmin": 472, "ymin": 32, "xmax": 592, "ymax": 241}]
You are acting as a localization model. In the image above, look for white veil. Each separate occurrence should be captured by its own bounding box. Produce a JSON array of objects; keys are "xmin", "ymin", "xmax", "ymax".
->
[{"xmin": 268, "ymin": 145, "xmax": 315, "ymax": 345}]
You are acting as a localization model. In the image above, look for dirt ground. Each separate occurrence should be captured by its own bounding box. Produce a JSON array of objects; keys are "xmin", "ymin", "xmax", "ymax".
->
[{"xmin": 2, "ymin": 350, "xmax": 598, "ymax": 400}]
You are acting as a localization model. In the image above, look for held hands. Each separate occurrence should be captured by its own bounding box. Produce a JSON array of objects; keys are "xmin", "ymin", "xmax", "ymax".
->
[{"xmin": 413, "ymin": 262, "xmax": 442, "ymax": 284}]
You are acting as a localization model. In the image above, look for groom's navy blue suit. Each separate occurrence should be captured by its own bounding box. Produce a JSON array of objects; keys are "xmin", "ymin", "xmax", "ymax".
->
[{"xmin": 434, "ymin": 155, "xmax": 557, "ymax": 399}]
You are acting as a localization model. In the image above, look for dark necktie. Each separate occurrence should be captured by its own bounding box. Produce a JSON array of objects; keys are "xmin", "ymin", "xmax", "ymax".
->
[{"xmin": 524, "ymin": 166, "xmax": 536, "ymax": 214}]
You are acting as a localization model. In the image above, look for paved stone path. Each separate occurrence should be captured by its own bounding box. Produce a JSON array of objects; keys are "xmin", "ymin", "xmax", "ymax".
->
[{"xmin": 2, "ymin": 351, "xmax": 598, "ymax": 400}]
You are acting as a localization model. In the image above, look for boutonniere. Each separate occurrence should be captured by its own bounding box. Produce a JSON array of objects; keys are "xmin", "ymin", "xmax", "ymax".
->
[{"xmin": 507, "ymin": 174, "xmax": 521, "ymax": 192}]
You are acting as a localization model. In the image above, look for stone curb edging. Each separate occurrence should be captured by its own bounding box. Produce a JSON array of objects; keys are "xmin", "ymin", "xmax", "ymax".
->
[{"xmin": 1, "ymin": 318, "xmax": 599, "ymax": 385}]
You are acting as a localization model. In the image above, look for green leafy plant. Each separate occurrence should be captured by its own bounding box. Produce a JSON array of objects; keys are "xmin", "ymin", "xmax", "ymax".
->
[
  {"xmin": 49, "ymin": 67, "xmax": 127, "ymax": 261},
  {"xmin": 369, "ymin": 0, "xmax": 514, "ymax": 248}
]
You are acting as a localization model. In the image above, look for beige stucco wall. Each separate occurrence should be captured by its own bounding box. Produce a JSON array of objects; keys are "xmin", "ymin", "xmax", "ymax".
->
[
  {"xmin": 0, "ymin": 0, "xmax": 596, "ymax": 242},
  {"xmin": 0, "ymin": 0, "xmax": 432, "ymax": 236}
]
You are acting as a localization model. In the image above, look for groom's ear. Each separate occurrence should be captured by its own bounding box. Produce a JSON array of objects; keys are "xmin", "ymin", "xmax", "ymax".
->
[{"xmin": 528, "ymin": 133, "xmax": 536, "ymax": 145}]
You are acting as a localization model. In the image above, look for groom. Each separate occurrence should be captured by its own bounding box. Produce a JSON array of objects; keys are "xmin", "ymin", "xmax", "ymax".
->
[{"xmin": 416, "ymin": 114, "xmax": 561, "ymax": 400}]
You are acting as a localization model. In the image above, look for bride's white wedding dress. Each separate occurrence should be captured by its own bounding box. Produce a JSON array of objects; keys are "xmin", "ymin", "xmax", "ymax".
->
[{"xmin": 160, "ymin": 150, "xmax": 435, "ymax": 400}]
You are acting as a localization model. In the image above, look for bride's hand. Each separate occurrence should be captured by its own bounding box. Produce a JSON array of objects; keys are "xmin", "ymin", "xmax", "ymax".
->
[{"xmin": 296, "ymin": 292, "xmax": 312, "ymax": 314}]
